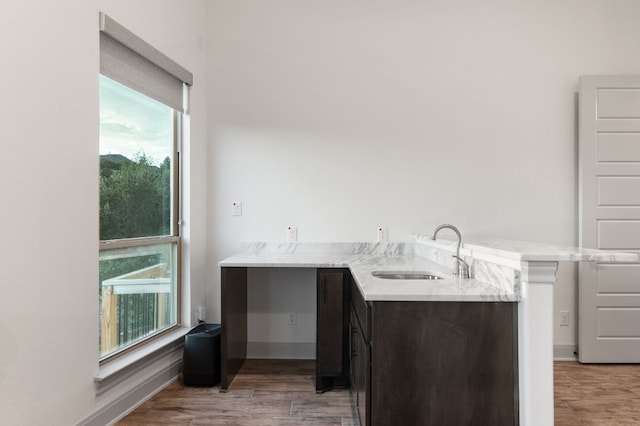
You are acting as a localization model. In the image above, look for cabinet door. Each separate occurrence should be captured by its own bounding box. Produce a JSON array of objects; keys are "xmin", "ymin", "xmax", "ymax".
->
[
  {"xmin": 317, "ymin": 269, "xmax": 346, "ymax": 375},
  {"xmin": 354, "ymin": 316, "xmax": 368, "ymax": 426},
  {"xmin": 220, "ymin": 267, "xmax": 247, "ymax": 391},
  {"xmin": 316, "ymin": 269, "xmax": 350, "ymax": 392},
  {"xmin": 349, "ymin": 307, "xmax": 358, "ymax": 393},
  {"xmin": 370, "ymin": 301, "xmax": 518, "ymax": 425}
]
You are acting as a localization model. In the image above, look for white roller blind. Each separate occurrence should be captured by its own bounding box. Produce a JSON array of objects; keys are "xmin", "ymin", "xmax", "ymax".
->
[{"xmin": 99, "ymin": 12, "xmax": 192, "ymax": 112}]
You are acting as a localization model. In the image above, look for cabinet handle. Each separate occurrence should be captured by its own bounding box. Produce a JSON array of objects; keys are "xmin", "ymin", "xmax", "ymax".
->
[{"xmin": 321, "ymin": 277, "xmax": 326, "ymax": 304}]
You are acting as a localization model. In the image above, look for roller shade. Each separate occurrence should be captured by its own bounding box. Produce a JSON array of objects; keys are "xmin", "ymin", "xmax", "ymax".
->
[{"xmin": 99, "ymin": 12, "xmax": 192, "ymax": 112}]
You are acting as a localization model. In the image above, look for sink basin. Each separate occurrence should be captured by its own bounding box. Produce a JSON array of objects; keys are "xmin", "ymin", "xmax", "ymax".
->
[{"xmin": 371, "ymin": 271, "xmax": 444, "ymax": 280}]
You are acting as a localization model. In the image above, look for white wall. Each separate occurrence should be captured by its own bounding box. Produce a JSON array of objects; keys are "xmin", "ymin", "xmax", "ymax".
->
[
  {"xmin": 247, "ymin": 268, "xmax": 317, "ymax": 358},
  {"xmin": 0, "ymin": 1, "xmax": 208, "ymax": 424},
  {"xmin": 207, "ymin": 0, "xmax": 640, "ymax": 351}
]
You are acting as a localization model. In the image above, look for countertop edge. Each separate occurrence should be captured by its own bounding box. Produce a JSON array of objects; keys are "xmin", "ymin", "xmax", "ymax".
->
[
  {"xmin": 415, "ymin": 236, "xmax": 638, "ymax": 263},
  {"xmin": 220, "ymin": 253, "xmax": 519, "ymax": 303}
]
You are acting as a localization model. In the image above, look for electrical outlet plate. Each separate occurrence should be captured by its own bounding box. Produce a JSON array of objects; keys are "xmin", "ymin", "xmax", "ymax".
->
[
  {"xmin": 286, "ymin": 226, "xmax": 297, "ymax": 242},
  {"xmin": 232, "ymin": 201, "xmax": 242, "ymax": 216},
  {"xmin": 287, "ymin": 311, "xmax": 297, "ymax": 325},
  {"xmin": 559, "ymin": 310, "xmax": 569, "ymax": 326},
  {"xmin": 197, "ymin": 306, "xmax": 206, "ymax": 322},
  {"xmin": 377, "ymin": 226, "xmax": 388, "ymax": 242}
]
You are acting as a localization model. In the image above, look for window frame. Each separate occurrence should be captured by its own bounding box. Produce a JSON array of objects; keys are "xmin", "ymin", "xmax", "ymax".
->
[{"xmin": 98, "ymin": 95, "xmax": 183, "ymax": 363}]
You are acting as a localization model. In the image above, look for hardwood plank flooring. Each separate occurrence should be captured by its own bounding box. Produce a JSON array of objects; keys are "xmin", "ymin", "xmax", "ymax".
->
[
  {"xmin": 555, "ymin": 361, "xmax": 640, "ymax": 426},
  {"xmin": 117, "ymin": 359, "xmax": 357, "ymax": 426},
  {"xmin": 119, "ymin": 360, "xmax": 640, "ymax": 425}
]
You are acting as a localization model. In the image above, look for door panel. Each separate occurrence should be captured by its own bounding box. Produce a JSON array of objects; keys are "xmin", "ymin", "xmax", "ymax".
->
[
  {"xmin": 597, "ymin": 220, "xmax": 640, "ymax": 249},
  {"xmin": 597, "ymin": 133, "xmax": 640, "ymax": 162},
  {"xmin": 598, "ymin": 308, "xmax": 640, "ymax": 337},
  {"xmin": 579, "ymin": 75, "xmax": 640, "ymax": 363},
  {"xmin": 598, "ymin": 176, "xmax": 640, "ymax": 205},
  {"xmin": 596, "ymin": 88, "xmax": 640, "ymax": 118},
  {"xmin": 597, "ymin": 264, "xmax": 640, "ymax": 293}
]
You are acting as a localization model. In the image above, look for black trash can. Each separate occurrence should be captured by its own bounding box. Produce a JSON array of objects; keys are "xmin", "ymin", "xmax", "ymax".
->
[{"xmin": 182, "ymin": 323, "xmax": 221, "ymax": 386}]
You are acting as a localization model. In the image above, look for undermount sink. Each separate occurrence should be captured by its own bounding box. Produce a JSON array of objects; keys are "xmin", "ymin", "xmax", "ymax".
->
[{"xmin": 371, "ymin": 271, "xmax": 444, "ymax": 280}]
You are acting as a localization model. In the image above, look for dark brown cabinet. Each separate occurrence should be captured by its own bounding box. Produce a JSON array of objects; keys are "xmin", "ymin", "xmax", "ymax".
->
[
  {"xmin": 349, "ymin": 276, "xmax": 519, "ymax": 426},
  {"xmin": 220, "ymin": 266, "xmax": 248, "ymax": 391},
  {"xmin": 221, "ymin": 266, "xmax": 518, "ymax": 425},
  {"xmin": 350, "ymin": 280, "xmax": 369, "ymax": 426},
  {"xmin": 315, "ymin": 268, "xmax": 350, "ymax": 392}
]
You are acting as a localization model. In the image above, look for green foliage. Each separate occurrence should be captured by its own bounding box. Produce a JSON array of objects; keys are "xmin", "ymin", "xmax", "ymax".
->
[
  {"xmin": 99, "ymin": 152, "xmax": 171, "ymax": 240},
  {"xmin": 99, "ymin": 152, "xmax": 175, "ymax": 355}
]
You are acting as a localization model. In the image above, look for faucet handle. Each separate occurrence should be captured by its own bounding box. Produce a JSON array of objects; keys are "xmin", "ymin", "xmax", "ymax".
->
[{"xmin": 452, "ymin": 255, "xmax": 471, "ymax": 279}]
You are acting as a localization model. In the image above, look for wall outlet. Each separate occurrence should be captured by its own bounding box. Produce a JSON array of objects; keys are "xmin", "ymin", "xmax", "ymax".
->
[
  {"xmin": 377, "ymin": 226, "xmax": 388, "ymax": 242},
  {"xmin": 286, "ymin": 226, "xmax": 297, "ymax": 242},
  {"xmin": 559, "ymin": 310, "xmax": 569, "ymax": 326},
  {"xmin": 197, "ymin": 306, "xmax": 206, "ymax": 322},
  {"xmin": 287, "ymin": 311, "xmax": 297, "ymax": 325},
  {"xmin": 231, "ymin": 201, "xmax": 242, "ymax": 216}
]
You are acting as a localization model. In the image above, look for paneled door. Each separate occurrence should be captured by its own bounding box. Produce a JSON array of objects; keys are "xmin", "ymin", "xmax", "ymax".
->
[{"xmin": 579, "ymin": 75, "xmax": 640, "ymax": 362}]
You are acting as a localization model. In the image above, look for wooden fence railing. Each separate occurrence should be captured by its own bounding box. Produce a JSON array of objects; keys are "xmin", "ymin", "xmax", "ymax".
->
[{"xmin": 100, "ymin": 263, "xmax": 172, "ymax": 356}]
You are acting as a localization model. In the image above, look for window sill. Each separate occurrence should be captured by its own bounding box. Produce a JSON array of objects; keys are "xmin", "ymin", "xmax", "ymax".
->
[{"xmin": 94, "ymin": 327, "xmax": 190, "ymax": 394}]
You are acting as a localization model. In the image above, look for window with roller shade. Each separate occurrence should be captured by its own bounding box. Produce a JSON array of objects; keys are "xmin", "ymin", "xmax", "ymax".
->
[{"xmin": 98, "ymin": 13, "xmax": 192, "ymax": 360}]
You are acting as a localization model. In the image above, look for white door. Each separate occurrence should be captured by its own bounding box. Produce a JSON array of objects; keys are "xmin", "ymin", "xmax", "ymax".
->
[{"xmin": 579, "ymin": 75, "xmax": 640, "ymax": 362}]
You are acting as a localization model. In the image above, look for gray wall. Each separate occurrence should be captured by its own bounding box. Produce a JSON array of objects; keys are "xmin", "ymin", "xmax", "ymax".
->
[{"xmin": 206, "ymin": 0, "xmax": 640, "ymax": 351}]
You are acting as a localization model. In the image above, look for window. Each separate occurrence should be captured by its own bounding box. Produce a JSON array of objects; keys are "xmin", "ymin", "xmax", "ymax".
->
[{"xmin": 98, "ymin": 13, "xmax": 192, "ymax": 360}]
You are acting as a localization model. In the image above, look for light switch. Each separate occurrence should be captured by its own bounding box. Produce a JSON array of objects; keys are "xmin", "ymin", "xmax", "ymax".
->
[{"xmin": 559, "ymin": 310, "xmax": 569, "ymax": 326}]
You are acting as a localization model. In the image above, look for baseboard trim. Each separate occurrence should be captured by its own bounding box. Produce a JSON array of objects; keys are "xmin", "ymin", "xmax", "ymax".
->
[
  {"xmin": 554, "ymin": 344, "xmax": 578, "ymax": 361},
  {"xmin": 78, "ymin": 358, "xmax": 182, "ymax": 426},
  {"xmin": 247, "ymin": 341, "xmax": 315, "ymax": 359}
]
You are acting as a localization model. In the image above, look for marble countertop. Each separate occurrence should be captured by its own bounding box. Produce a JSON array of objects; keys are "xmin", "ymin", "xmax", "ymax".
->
[
  {"xmin": 217, "ymin": 252, "xmax": 351, "ymax": 269},
  {"xmin": 219, "ymin": 238, "xmax": 636, "ymax": 303},
  {"xmin": 346, "ymin": 255, "xmax": 517, "ymax": 302},
  {"xmin": 219, "ymin": 242, "xmax": 518, "ymax": 302},
  {"xmin": 415, "ymin": 235, "xmax": 638, "ymax": 263}
]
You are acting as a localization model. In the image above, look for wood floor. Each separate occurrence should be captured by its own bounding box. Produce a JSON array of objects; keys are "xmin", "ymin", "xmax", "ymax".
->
[
  {"xmin": 118, "ymin": 360, "xmax": 640, "ymax": 425},
  {"xmin": 554, "ymin": 361, "xmax": 640, "ymax": 425},
  {"xmin": 118, "ymin": 359, "xmax": 357, "ymax": 425}
]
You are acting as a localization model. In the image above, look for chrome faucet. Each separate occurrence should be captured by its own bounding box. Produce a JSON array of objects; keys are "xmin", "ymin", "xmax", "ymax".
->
[{"xmin": 430, "ymin": 224, "xmax": 470, "ymax": 279}]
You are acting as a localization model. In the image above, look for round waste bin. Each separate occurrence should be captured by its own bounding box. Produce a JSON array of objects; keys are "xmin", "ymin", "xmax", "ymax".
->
[{"xmin": 182, "ymin": 323, "xmax": 221, "ymax": 386}]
